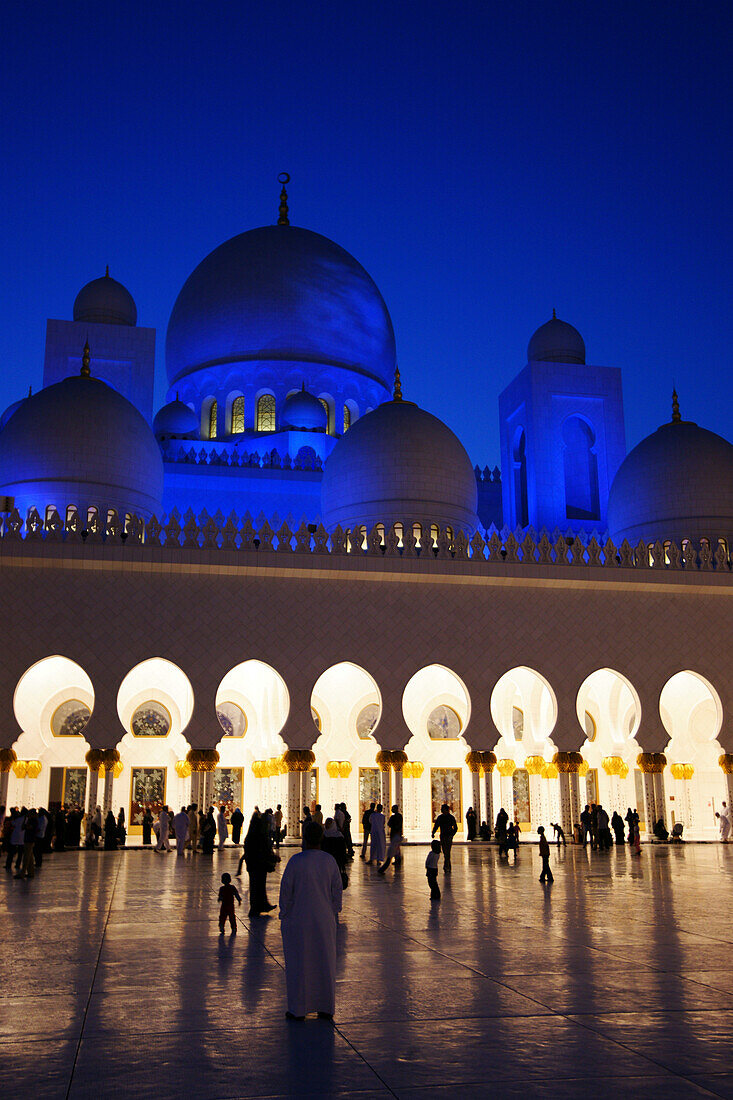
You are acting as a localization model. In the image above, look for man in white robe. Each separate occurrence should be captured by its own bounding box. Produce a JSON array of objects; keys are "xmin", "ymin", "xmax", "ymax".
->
[
  {"xmin": 155, "ymin": 806, "xmax": 171, "ymax": 853},
  {"xmin": 217, "ymin": 806, "xmax": 228, "ymax": 849},
  {"xmin": 368, "ymin": 804, "xmax": 386, "ymax": 864},
  {"xmin": 279, "ymin": 821, "xmax": 343, "ymax": 1020},
  {"xmin": 173, "ymin": 807, "xmax": 189, "ymax": 855},
  {"xmin": 718, "ymin": 801, "xmax": 730, "ymax": 841}
]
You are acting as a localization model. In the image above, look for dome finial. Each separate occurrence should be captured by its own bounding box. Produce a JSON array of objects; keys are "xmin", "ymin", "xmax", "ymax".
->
[
  {"xmin": 672, "ymin": 388, "xmax": 681, "ymax": 423},
  {"xmin": 277, "ymin": 172, "xmax": 290, "ymax": 226},
  {"xmin": 105, "ymin": 265, "xmax": 109, "ymax": 277},
  {"xmin": 393, "ymin": 364, "xmax": 402, "ymax": 401},
  {"xmin": 81, "ymin": 339, "xmax": 91, "ymax": 378},
  {"xmin": 552, "ymin": 307, "xmax": 557, "ymax": 320}
]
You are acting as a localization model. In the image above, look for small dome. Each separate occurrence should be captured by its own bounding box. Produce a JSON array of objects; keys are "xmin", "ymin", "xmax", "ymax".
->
[
  {"xmin": 0, "ymin": 373, "xmax": 163, "ymax": 519},
  {"xmin": 73, "ymin": 270, "xmax": 137, "ymax": 326},
  {"xmin": 166, "ymin": 225, "xmax": 395, "ymax": 391},
  {"xmin": 608, "ymin": 413, "xmax": 733, "ymax": 546},
  {"xmin": 153, "ymin": 398, "xmax": 199, "ymax": 439},
  {"xmin": 321, "ymin": 399, "xmax": 479, "ymax": 534},
  {"xmin": 281, "ymin": 388, "xmax": 328, "ymax": 431},
  {"xmin": 528, "ymin": 313, "xmax": 585, "ymax": 364}
]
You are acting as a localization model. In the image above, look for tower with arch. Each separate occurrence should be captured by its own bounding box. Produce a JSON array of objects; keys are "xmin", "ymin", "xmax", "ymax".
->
[{"xmin": 498, "ymin": 313, "xmax": 626, "ymax": 534}]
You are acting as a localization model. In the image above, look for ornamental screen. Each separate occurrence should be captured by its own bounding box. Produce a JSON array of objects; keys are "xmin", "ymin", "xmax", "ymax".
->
[
  {"xmin": 130, "ymin": 768, "xmax": 166, "ymax": 828},
  {"xmin": 427, "ymin": 705, "xmax": 461, "ymax": 740},
  {"xmin": 359, "ymin": 767, "xmax": 381, "ymax": 821},
  {"xmin": 51, "ymin": 699, "xmax": 91, "ymax": 737},
  {"xmin": 216, "ymin": 701, "xmax": 247, "ymax": 738},
  {"xmin": 131, "ymin": 702, "xmax": 171, "ymax": 737},
  {"xmin": 356, "ymin": 703, "xmax": 380, "ymax": 739},
  {"xmin": 430, "ymin": 767, "xmax": 462, "ymax": 827},
  {"xmin": 211, "ymin": 768, "xmax": 243, "ymax": 814}
]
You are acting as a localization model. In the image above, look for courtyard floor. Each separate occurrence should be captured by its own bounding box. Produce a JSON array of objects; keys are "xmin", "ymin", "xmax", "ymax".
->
[{"xmin": 3, "ymin": 839, "xmax": 733, "ymax": 1099}]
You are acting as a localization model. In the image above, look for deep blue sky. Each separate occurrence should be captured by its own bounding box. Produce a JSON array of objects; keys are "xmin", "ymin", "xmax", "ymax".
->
[{"xmin": 0, "ymin": 1, "xmax": 731, "ymax": 466}]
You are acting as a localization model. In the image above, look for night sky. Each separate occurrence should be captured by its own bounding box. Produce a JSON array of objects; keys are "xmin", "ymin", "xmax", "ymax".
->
[{"xmin": 0, "ymin": 1, "xmax": 731, "ymax": 467}]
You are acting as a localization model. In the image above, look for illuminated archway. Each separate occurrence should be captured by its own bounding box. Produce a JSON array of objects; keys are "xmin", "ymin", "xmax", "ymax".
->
[
  {"xmin": 660, "ymin": 671, "xmax": 726, "ymax": 836},
  {"xmin": 576, "ymin": 668, "xmax": 642, "ymax": 815}
]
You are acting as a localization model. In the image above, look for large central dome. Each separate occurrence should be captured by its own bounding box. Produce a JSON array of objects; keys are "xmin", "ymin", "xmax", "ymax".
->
[{"xmin": 166, "ymin": 225, "xmax": 396, "ymax": 391}]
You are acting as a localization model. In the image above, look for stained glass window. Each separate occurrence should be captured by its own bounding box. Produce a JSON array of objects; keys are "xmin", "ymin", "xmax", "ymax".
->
[
  {"xmin": 231, "ymin": 395, "xmax": 245, "ymax": 434},
  {"xmin": 216, "ymin": 701, "xmax": 247, "ymax": 738},
  {"xmin": 427, "ymin": 704, "xmax": 462, "ymax": 740},
  {"xmin": 584, "ymin": 711, "xmax": 597, "ymax": 741},
  {"xmin": 51, "ymin": 699, "xmax": 91, "ymax": 737},
  {"xmin": 208, "ymin": 400, "xmax": 218, "ymax": 439},
  {"xmin": 343, "ymin": 404, "xmax": 351, "ymax": 432},
  {"xmin": 256, "ymin": 394, "xmax": 276, "ymax": 432},
  {"xmin": 356, "ymin": 703, "xmax": 380, "ymax": 739},
  {"xmin": 131, "ymin": 701, "xmax": 171, "ymax": 737}
]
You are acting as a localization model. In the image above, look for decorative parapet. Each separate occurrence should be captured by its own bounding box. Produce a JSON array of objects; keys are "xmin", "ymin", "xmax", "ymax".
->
[
  {"xmin": 1, "ymin": 506, "xmax": 731, "ymax": 575},
  {"xmin": 160, "ymin": 440, "xmax": 324, "ymax": 472}
]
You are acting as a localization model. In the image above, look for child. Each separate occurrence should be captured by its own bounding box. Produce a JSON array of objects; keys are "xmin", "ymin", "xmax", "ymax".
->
[
  {"xmin": 551, "ymin": 821, "xmax": 566, "ymax": 847},
  {"xmin": 425, "ymin": 840, "xmax": 441, "ymax": 900},
  {"xmin": 218, "ymin": 871, "xmax": 242, "ymax": 933},
  {"xmin": 537, "ymin": 826, "xmax": 554, "ymax": 883}
]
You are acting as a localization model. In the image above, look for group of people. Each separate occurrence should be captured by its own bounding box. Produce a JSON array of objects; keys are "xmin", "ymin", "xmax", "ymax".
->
[{"xmin": 1, "ymin": 803, "xmax": 109, "ymax": 877}]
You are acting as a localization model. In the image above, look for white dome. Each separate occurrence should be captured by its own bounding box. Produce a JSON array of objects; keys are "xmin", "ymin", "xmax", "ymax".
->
[
  {"xmin": 165, "ymin": 225, "xmax": 395, "ymax": 392},
  {"xmin": 528, "ymin": 314, "xmax": 585, "ymax": 364},
  {"xmin": 321, "ymin": 398, "xmax": 479, "ymax": 534},
  {"xmin": 281, "ymin": 388, "xmax": 327, "ymax": 431},
  {"xmin": 608, "ymin": 414, "xmax": 733, "ymax": 546},
  {"xmin": 0, "ymin": 372, "xmax": 163, "ymax": 519},
  {"xmin": 73, "ymin": 270, "xmax": 137, "ymax": 326}
]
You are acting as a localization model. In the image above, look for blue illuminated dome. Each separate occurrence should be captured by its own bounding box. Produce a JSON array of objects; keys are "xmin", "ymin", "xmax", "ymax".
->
[
  {"xmin": 608, "ymin": 414, "xmax": 733, "ymax": 546},
  {"xmin": 153, "ymin": 398, "xmax": 199, "ymax": 439},
  {"xmin": 321, "ymin": 397, "xmax": 479, "ymax": 535},
  {"xmin": 0, "ymin": 374, "xmax": 164, "ymax": 519},
  {"xmin": 528, "ymin": 314, "xmax": 585, "ymax": 364},
  {"xmin": 73, "ymin": 270, "xmax": 137, "ymax": 326},
  {"xmin": 281, "ymin": 387, "xmax": 328, "ymax": 431},
  {"xmin": 165, "ymin": 225, "xmax": 396, "ymax": 393}
]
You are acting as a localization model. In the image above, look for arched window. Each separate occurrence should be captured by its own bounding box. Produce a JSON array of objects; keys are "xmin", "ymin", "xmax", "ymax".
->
[
  {"xmin": 231, "ymin": 396, "xmax": 244, "ymax": 434},
  {"xmin": 412, "ymin": 522, "xmax": 422, "ymax": 547},
  {"xmin": 562, "ymin": 416, "xmax": 599, "ymax": 521},
  {"xmin": 256, "ymin": 394, "xmax": 276, "ymax": 432},
  {"xmin": 208, "ymin": 400, "xmax": 218, "ymax": 440},
  {"xmin": 513, "ymin": 429, "xmax": 528, "ymax": 528},
  {"xmin": 343, "ymin": 404, "xmax": 351, "ymax": 432}
]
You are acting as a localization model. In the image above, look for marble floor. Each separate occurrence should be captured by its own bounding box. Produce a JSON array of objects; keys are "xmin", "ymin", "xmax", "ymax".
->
[{"xmin": 3, "ymin": 840, "xmax": 733, "ymax": 1099}]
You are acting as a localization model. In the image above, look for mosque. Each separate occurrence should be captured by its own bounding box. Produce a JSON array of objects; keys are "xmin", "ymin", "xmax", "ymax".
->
[{"xmin": 1, "ymin": 177, "xmax": 732, "ymax": 843}]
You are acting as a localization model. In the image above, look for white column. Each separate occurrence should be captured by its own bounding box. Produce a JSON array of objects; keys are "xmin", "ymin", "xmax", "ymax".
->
[
  {"xmin": 529, "ymin": 775, "xmax": 543, "ymax": 830},
  {"xmin": 103, "ymin": 768, "xmax": 114, "ymax": 814},
  {"xmin": 568, "ymin": 773, "xmax": 581, "ymax": 833},
  {"xmin": 86, "ymin": 768, "xmax": 99, "ymax": 816},
  {"xmin": 393, "ymin": 770, "xmax": 403, "ymax": 811},
  {"xmin": 558, "ymin": 773, "xmax": 573, "ymax": 837},
  {"xmin": 653, "ymin": 772, "xmax": 667, "ymax": 824},
  {"xmin": 642, "ymin": 773, "xmax": 656, "ymax": 834},
  {"xmin": 287, "ymin": 771, "xmax": 300, "ymax": 840},
  {"xmin": 724, "ymin": 770, "xmax": 733, "ymax": 809},
  {"xmin": 300, "ymin": 771, "xmax": 309, "ymax": 814},
  {"xmin": 500, "ymin": 775, "xmax": 514, "ymax": 820},
  {"xmin": 471, "ymin": 772, "xmax": 481, "ymax": 821},
  {"xmin": 380, "ymin": 769, "xmax": 391, "ymax": 808},
  {"xmin": 483, "ymin": 771, "xmax": 494, "ymax": 831}
]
